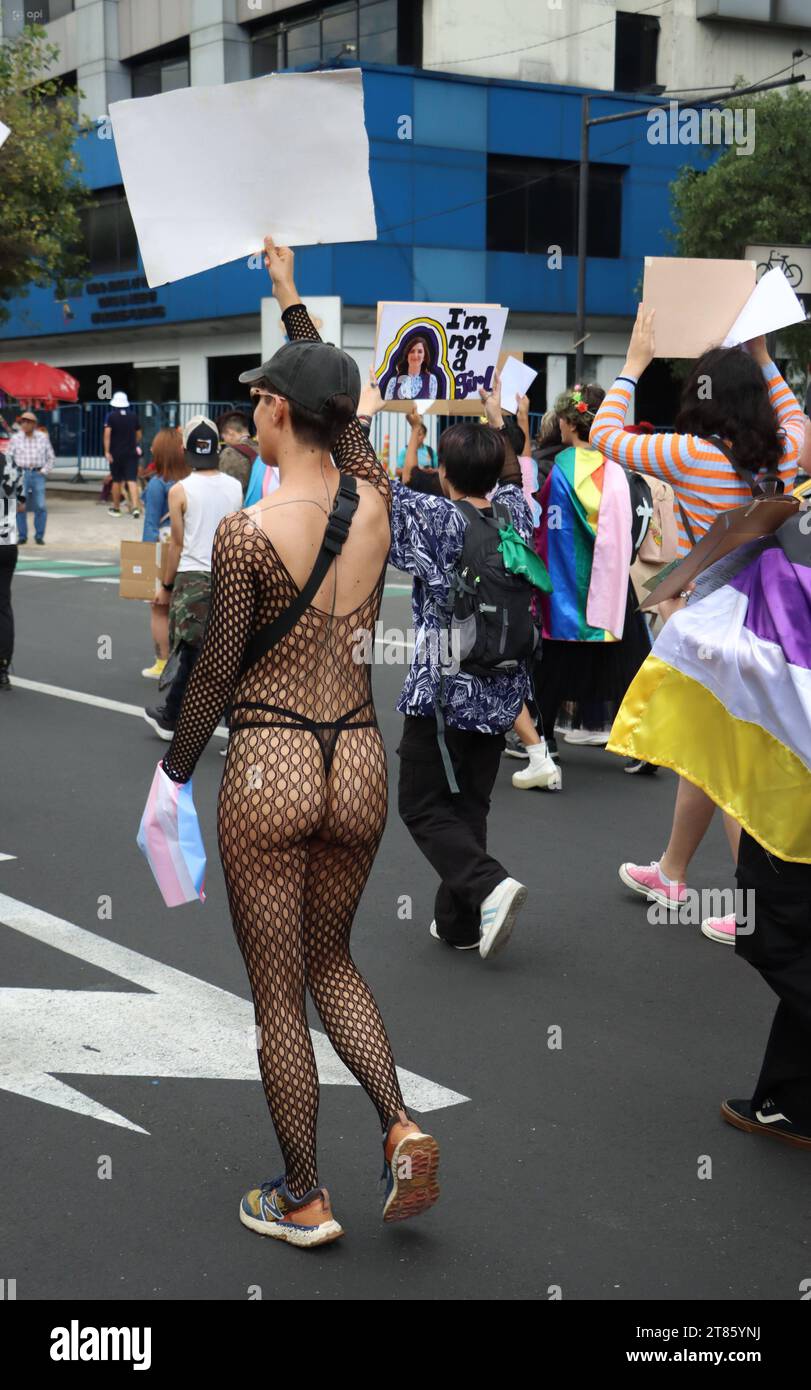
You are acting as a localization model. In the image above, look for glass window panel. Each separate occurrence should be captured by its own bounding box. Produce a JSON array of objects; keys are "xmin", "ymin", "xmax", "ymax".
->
[
  {"xmin": 587, "ymin": 168, "xmax": 623, "ymax": 258},
  {"xmin": 161, "ymin": 57, "xmax": 189, "ymax": 93},
  {"xmin": 359, "ymin": 0, "xmax": 397, "ymax": 62},
  {"xmin": 131, "ymin": 61, "xmax": 161, "ymax": 99},
  {"xmin": 252, "ymin": 31, "xmax": 281, "ymax": 77},
  {"xmin": 486, "ymin": 161, "xmax": 527, "ymax": 254},
  {"xmin": 47, "ymin": 0, "xmax": 76, "ymax": 19},
  {"xmin": 116, "ymin": 202, "xmax": 139, "ymax": 270},
  {"xmin": 322, "ymin": 5, "xmax": 358, "ymax": 62},
  {"xmin": 528, "ymin": 166, "xmax": 577, "ymax": 256},
  {"xmin": 84, "ymin": 203, "xmax": 119, "ymax": 274},
  {"xmin": 285, "ymin": 20, "xmax": 321, "ymax": 68}
]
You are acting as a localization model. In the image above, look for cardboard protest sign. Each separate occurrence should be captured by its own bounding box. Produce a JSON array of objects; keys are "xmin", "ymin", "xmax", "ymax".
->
[
  {"xmin": 375, "ymin": 302, "xmax": 509, "ymax": 414},
  {"xmin": 639, "ymin": 496, "xmax": 800, "ymax": 610},
  {"xmin": 0, "ymin": 122, "xmax": 10, "ymax": 151},
  {"xmin": 109, "ymin": 68, "xmax": 376, "ymax": 288},
  {"xmin": 642, "ymin": 258, "xmax": 756, "ymax": 359}
]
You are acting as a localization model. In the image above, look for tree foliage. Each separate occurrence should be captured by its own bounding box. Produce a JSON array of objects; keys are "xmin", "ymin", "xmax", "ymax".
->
[
  {"xmin": 0, "ymin": 24, "xmax": 91, "ymax": 323},
  {"xmin": 670, "ymin": 86, "xmax": 811, "ymax": 374}
]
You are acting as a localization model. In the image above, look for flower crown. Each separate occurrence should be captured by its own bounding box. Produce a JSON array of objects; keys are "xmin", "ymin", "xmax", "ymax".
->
[{"xmin": 568, "ymin": 384, "xmax": 595, "ymax": 419}]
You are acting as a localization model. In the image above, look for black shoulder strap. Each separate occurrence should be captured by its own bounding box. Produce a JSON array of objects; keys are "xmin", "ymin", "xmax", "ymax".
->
[
  {"xmin": 240, "ymin": 475, "xmax": 359, "ymax": 676},
  {"xmin": 701, "ymin": 435, "xmax": 784, "ymax": 498},
  {"xmin": 453, "ymin": 499, "xmax": 505, "ymax": 532}
]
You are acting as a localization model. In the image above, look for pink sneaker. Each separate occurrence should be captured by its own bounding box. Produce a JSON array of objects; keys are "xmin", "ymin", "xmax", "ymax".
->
[
  {"xmin": 701, "ymin": 913, "xmax": 736, "ymax": 945},
  {"xmin": 618, "ymin": 860, "xmax": 687, "ymax": 909}
]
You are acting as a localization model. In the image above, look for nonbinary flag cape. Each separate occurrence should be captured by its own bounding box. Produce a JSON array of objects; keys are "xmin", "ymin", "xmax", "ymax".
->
[
  {"xmin": 608, "ymin": 516, "xmax": 811, "ymax": 863},
  {"xmin": 137, "ymin": 762, "xmax": 207, "ymax": 907}
]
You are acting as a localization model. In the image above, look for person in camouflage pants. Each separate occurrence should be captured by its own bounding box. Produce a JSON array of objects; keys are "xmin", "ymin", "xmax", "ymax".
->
[
  {"xmin": 168, "ymin": 571, "xmax": 212, "ymax": 652},
  {"xmin": 144, "ymin": 414, "xmax": 243, "ymax": 741}
]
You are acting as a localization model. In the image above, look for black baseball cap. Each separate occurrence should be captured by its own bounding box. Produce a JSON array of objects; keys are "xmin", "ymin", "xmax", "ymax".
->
[
  {"xmin": 183, "ymin": 415, "xmax": 219, "ymax": 468},
  {"xmin": 239, "ymin": 341, "xmax": 360, "ymax": 412}
]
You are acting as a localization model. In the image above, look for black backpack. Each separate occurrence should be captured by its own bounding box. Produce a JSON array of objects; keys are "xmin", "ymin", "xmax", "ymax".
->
[
  {"xmin": 444, "ymin": 500, "xmax": 539, "ymax": 677},
  {"xmin": 433, "ymin": 500, "xmax": 539, "ymax": 794}
]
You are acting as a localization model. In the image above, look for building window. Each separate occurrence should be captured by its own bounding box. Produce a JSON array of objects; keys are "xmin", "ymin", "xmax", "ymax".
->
[
  {"xmin": 81, "ymin": 188, "xmax": 138, "ymax": 275},
  {"xmin": 486, "ymin": 155, "xmax": 624, "ymax": 260},
  {"xmin": 614, "ymin": 11, "xmax": 660, "ymax": 93},
  {"xmin": 251, "ymin": 0, "xmax": 411, "ymax": 77},
  {"xmin": 131, "ymin": 45, "xmax": 190, "ymax": 99}
]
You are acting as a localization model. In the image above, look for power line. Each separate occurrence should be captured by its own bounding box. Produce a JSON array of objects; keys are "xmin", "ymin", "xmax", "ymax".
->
[
  {"xmin": 422, "ymin": 0, "xmax": 673, "ymax": 72},
  {"xmin": 376, "ymin": 56, "xmax": 810, "ymax": 241}
]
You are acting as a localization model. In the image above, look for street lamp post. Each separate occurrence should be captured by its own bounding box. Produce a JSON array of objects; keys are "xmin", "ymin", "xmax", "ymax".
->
[{"xmin": 574, "ymin": 71, "xmax": 806, "ymax": 385}]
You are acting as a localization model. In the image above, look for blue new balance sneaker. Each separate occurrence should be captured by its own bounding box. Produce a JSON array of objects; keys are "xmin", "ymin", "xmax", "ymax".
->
[{"xmin": 239, "ymin": 1175, "xmax": 344, "ymax": 1247}]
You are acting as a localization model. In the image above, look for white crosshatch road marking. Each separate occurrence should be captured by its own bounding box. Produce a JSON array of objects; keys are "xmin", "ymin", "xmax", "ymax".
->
[{"xmin": 0, "ymin": 891, "xmax": 469, "ymax": 1133}]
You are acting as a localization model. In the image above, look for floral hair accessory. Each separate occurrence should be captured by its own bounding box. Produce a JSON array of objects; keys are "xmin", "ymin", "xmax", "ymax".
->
[{"xmin": 568, "ymin": 385, "xmax": 594, "ymax": 419}]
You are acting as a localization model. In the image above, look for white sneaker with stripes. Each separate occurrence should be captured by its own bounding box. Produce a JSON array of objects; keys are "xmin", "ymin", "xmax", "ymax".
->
[{"xmin": 478, "ymin": 878, "xmax": 528, "ymax": 960}]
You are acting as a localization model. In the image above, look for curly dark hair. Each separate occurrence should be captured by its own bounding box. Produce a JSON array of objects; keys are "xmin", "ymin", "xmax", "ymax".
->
[{"xmin": 674, "ymin": 347, "xmax": 783, "ymax": 478}]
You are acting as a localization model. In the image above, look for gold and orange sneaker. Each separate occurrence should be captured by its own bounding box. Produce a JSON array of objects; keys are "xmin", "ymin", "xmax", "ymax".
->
[
  {"xmin": 239, "ymin": 1176, "xmax": 343, "ymax": 1248},
  {"xmin": 381, "ymin": 1110, "xmax": 440, "ymax": 1223}
]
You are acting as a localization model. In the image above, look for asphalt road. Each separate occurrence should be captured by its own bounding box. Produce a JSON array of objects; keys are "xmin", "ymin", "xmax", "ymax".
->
[{"xmin": 1, "ymin": 557, "xmax": 807, "ymax": 1303}]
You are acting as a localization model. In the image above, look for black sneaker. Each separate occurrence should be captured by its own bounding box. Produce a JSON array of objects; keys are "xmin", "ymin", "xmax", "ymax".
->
[
  {"xmin": 624, "ymin": 759, "xmax": 658, "ymax": 776},
  {"xmin": 721, "ymin": 1097, "xmax": 811, "ymax": 1149},
  {"xmin": 35, "ymin": 537, "xmax": 45, "ymax": 545},
  {"xmin": 0, "ymin": 661, "xmax": 11, "ymax": 691},
  {"xmin": 18, "ymin": 538, "xmax": 27, "ymax": 545},
  {"xmin": 144, "ymin": 706, "xmax": 176, "ymax": 741},
  {"xmin": 503, "ymin": 730, "xmax": 529, "ymax": 760}
]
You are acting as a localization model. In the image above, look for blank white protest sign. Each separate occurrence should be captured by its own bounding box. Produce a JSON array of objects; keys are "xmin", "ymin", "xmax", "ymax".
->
[
  {"xmin": 109, "ymin": 68, "xmax": 377, "ymax": 288},
  {"xmin": 0, "ymin": 121, "xmax": 10, "ymax": 150}
]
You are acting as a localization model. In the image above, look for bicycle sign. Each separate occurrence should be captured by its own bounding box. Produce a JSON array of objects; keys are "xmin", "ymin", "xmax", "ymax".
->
[{"xmin": 746, "ymin": 244, "xmax": 811, "ymax": 294}]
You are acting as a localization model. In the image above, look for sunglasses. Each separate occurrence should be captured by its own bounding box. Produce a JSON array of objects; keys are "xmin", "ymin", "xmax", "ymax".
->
[{"xmin": 249, "ymin": 387, "xmax": 285, "ymax": 406}]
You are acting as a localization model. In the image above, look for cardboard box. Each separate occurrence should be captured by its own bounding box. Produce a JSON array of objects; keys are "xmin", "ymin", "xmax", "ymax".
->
[{"xmin": 120, "ymin": 540, "xmax": 169, "ymax": 600}]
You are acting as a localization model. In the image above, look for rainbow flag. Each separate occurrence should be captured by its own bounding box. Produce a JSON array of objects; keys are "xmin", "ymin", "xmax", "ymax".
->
[
  {"xmin": 608, "ymin": 517, "xmax": 811, "ymax": 863},
  {"xmin": 538, "ymin": 446, "xmax": 626, "ymax": 641}
]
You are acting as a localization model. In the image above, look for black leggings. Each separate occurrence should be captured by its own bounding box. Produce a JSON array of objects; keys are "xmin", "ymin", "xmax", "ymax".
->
[{"xmin": 0, "ymin": 545, "xmax": 17, "ymax": 663}]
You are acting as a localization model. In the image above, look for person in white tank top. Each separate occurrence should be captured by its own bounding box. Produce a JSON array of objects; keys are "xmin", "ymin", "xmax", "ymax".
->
[{"xmin": 145, "ymin": 416, "xmax": 242, "ymax": 740}]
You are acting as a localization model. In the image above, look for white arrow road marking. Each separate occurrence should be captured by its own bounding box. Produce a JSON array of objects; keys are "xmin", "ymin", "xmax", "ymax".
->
[
  {"xmin": 0, "ymin": 853, "xmax": 16, "ymax": 862},
  {"xmin": 0, "ymin": 892, "xmax": 469, "ymax": 1133}
]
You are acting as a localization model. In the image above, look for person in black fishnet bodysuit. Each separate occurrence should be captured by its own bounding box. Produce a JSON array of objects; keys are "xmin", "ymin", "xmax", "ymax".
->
[{"xmin": 158, "ymin": 240, "xmax": 439, "ymax": 1246}]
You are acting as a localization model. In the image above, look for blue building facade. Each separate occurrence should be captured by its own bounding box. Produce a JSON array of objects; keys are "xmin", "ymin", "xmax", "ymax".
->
[
  {"xmin": 2, "ymin": 66, "xmax": 706, "ymax": 332},
  {"xmin": 1, "ymin": 64, "xmax": 707, "ymax": 428}
]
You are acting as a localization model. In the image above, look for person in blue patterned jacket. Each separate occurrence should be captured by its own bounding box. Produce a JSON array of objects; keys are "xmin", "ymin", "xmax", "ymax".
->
[{"xmin": 360, "ymin": 375, "xmax": 532, "ymax": 958}]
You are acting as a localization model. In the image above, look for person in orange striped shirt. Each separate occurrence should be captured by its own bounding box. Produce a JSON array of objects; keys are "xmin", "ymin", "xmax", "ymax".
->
[
  {"xmin": 590, "ymin": 309, "xmax": 806, "ymax": 555},
  {"xmin": 594, "ymin": 307, "xmax": 807, "ymax": 944}
]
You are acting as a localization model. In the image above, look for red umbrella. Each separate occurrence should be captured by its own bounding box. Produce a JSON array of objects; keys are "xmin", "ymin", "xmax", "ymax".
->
[{"xmin": 0, "ymin": 359, "xmax": 80, "ymax": 406}]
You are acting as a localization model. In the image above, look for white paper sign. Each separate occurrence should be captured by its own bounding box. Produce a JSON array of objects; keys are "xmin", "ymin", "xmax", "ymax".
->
[
  {"xmin": 109, "ymin": 69, "xmax": 376, "ymax": 288},
  {"xmin": 499, "ymin": 356, "xmax": 537, "ymax": 413},
  {"xmin": 0, "ymin": 121, "xmax": 10, "ymax": 150},
  {"xmin": 722, "ymin": 266, "xmax": 807, "ymax": 347},
  {"xmin": 374, "ymin": 302, "xmax": 509, "ymax": 410}
]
